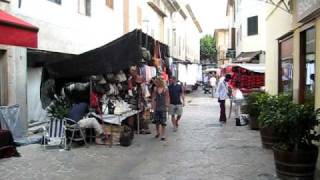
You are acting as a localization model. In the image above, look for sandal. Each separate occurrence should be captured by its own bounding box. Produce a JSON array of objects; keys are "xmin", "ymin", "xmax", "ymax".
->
[
  {"xmin": 160, "ymin": 137, "xmax": 166, "ymax": 141},
  {"xmin": 154, "ymin": 134, "xmax": 160, "ymax": 138}
]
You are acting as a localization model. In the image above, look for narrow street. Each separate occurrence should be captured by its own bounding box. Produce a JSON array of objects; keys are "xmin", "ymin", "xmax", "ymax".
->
[{"xmin": 0, "ymin": 90, "xmax": 278, "ymax": 180}]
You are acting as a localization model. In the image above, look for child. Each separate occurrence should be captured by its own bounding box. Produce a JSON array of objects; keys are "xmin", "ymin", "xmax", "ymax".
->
[{"xmin": 233, "ymin": 82, "xmax": 244, "ymax": 125}]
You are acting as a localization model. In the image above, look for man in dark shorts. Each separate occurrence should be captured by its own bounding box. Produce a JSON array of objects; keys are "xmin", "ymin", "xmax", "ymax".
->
[{"xmin": 168, "ymin": 76, "xmax": 185, "ymax": 131}]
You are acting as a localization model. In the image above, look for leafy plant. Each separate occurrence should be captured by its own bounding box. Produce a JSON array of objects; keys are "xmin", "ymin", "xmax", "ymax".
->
[
  {"xmin": 47, "ymin": 96, "xmax": 71, "ymax": 120},
  {"xmin": 258, "ymin": 94, "xmax": 292, "ymax": 128},
  {"xmin": 246, "ymin": 91, "xmax": 267, "ymax": 119},
  {"xmin": 271, "ymin": 101, "xmax": 320, "ymax": 151}
]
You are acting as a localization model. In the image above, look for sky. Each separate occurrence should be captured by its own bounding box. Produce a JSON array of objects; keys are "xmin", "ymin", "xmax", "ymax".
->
[{"xmin": 184, "ymin": 0, "xmax": 229, "ymax": 36}]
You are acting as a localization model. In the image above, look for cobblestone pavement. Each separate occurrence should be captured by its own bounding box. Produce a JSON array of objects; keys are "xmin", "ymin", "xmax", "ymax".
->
[{"xmin": 0, "ymin": 91, "xmax": 298, "ymax": 180}]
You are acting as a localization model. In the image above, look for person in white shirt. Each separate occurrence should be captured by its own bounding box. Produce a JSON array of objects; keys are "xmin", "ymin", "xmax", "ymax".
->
[
  {"xmin": 232, "ymin": 81, "xmax": 244, "ymax": 124},
  {"xmin": 215, "ymin": 74, "xmax": 231, "ymax": 123},
  {"xmin": 209, "ymin": 75, "xmax": 217, "ymax": 97}
]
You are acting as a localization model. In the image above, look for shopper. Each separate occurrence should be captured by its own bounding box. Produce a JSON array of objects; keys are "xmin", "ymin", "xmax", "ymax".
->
[
  {"xmin": 232, "ymin": 81, "xmax": 244, "ymax": 125},
  {"xmin": 151, "ymin": 78, "xmax": 170, "ymax": 141},
  {"xmin": 209, "ymin": 74, "xmax": 217, "ymax": 97},
  {"xmin": 168, "ymin": 76, "xmax": 185, "ymax": 131},
  {"xmin": 215, "ymin": 74, "xmax": 231, "ymax": 123}
]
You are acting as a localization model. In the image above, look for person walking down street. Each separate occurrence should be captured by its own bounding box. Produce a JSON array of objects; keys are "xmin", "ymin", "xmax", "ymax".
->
[
  {"xmin": 152, "ymin": 78, "xmax": 170, "ymax": 141},
  {"xmin": 209, "ymin": 74, "xmax": 217, "ymax": 98},
  {"xmin": 215, "ymin": 74, "xmax": 231, "ymax": 123},
  {"xmin": 168, "ymin": 76, "xmax": 185, "ymax": 132}
]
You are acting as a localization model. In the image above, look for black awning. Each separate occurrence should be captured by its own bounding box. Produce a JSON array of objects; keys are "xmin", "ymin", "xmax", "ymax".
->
[
  {"xmin": 44, "ymin": 29, "xmax": 143, "ymax": 79},
  {"xmin": 233, "ymin": 51, "xmax": 262, "ymax": 63},
  {"xmin": 44, "ymin": 29, "xmax": 170, "ymax": 79},
  {"xmin": 27, "ymin": 49, "xmax": 76, "ymax": 67},
  {"xmin": 172, "ymin": 57, "xmax": 191, "ymax": 64}
]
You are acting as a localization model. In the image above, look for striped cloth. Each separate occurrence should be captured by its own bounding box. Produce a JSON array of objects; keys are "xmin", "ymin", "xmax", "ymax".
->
[{"xmin": 48, "ymin": 118, "xmax": 65, "ymax": 138}]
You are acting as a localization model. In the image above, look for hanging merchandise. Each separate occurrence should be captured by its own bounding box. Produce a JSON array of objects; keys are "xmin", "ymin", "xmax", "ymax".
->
[
  {"xmin": 178, "ymin": 64, "xmax": 187, "ymax": 84},
  {"xmin": 151, "ymin": 66, "xmax": 157, "ymax": 78},
  {"xmin": 161, "ymin": 71, "xmax": 169, "ymax": 82},
  {"xmin": 115, "ymin": 70, "xmax": 127, "ymax": 82},
  {"xmin": 144, "ymin": 65, "xmax": 152, "ymax": 82},
  {"xmin": 141, "ymin": 47, "xmax": 151, "ymax": 63},
  {"xmin": 143, "ymin": 83, "xmax": 151, "ymax": 98},
  {"xmin": 153, "ymin": 41, "xmax": 161, "ymax": 69}
]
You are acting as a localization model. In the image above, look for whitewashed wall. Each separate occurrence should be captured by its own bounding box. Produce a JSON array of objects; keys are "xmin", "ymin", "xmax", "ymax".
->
[
  {"xmin": 234, "ymin": 0, "xmax": 266, "ymax": 56},
  {"xmin": 185, "ymin": 16, "xmax": 200, "ymax": 63},
  {"xmin": 10, "ymin": 0, "xmax": 125, "ymax": 54}
]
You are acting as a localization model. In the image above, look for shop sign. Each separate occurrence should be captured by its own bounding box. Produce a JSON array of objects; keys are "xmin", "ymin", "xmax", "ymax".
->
[{"xmin": 296, "ymin": 0, "xmax": 320, "ymax": 22}]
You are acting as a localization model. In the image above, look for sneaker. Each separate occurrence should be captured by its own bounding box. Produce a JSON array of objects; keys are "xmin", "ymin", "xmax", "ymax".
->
[{"xmin": 160, "ymin": 137, "xmax": 166, "ymax": 141}]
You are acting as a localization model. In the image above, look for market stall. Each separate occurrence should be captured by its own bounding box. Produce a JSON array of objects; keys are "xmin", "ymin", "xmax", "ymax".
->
[
  {"xmin": 221, "ymin": 63, "xmax": 265, "ymax": 94},
  {"xmin": 40, "ymin": 29, "xmax": 170, "ymax": 146}
]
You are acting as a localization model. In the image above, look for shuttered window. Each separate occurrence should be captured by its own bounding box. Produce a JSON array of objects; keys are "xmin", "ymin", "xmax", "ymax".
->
[
  {"xmin": 78, "ymin": 0, "xmax": 91, "ymax": 16},
  {"xmin": 247, "ymin": 16, "xmax": 258, "ymax": 36}
]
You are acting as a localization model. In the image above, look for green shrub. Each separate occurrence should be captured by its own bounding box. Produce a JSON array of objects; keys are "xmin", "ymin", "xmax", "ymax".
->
[{"xmin": 47, "ymin": 96, "xmax": 71, "ymax": 120}]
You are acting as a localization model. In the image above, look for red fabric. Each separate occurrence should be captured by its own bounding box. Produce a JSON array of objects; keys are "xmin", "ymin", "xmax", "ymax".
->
[
  {"xmin": 90, "ymin": 92, "xmax": 102, "ymax": 114},
  {"xmin": 161, "ymin": 71, "xmax": 168, "ymax": 81},
  {"xmin": 90, "ymin": 92, "xmax": 99, "ymax": 108},
  {"xmin": 0, "ymin": 10, "xmax": 38, "ymax": 48},
  {"xmin": 0, "ymin": 25, "xmax": 38, "ymax": 48},
  {"xmin": 0, "ymin": 10, "xmax": 38, "ymax": 29},
  {"xmin": 0, "ymin": 130, "xmax": 20, "ymax": 159}
]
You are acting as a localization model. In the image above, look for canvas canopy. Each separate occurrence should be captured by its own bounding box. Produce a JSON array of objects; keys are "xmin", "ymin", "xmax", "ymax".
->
[
  {"xmin": 39, "ymin": 29, "xmax": 169, "ymax": 108},
  {"xmin": 44, "ymin": 29, "xmax": 143, "ymax": 79},
  {"xmin": 221, "ymin": 63, "xmax": 265, "ymax": 73},
  {"xmin": 43, "ymin": 29, "xmax": 169, "ymax": 79}
]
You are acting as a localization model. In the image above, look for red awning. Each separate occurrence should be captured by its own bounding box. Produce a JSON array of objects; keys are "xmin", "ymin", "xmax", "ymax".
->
[{"xmin": 0, "ymin": 10, "xmax": 38, "ymax": 48}]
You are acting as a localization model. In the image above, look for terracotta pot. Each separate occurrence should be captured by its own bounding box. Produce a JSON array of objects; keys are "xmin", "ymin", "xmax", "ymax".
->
[{"xmin": 273, "ymin": 146, "xmax": 318, "ymax": 180}]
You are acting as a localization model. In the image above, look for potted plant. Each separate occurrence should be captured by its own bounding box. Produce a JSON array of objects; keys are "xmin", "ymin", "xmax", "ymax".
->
[
  {"xmin": 258, "ymin": 94, "xmax": 291, "ymax": 149},
  {"xmin": 246, "ymin": 91, "xmax": 266, "ymax": 130},
  {"xmin": 47, "ymin": 96, "xmax": 71, "ymax": 120},
  {"xmin": 272, "ymin": 102, "xmax": 320, "ymax": 179}
]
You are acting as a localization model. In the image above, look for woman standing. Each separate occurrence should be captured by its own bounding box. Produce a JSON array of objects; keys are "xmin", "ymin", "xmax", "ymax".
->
[{"xmin": 152, "ymin": 78, "xmax": 170, "ymax": 141}]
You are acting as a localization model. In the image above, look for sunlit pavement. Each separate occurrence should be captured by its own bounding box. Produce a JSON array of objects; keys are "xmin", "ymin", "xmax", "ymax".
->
[{"xmin": 0, "ymin": 90, "xmax": 290, "ymax": 180}]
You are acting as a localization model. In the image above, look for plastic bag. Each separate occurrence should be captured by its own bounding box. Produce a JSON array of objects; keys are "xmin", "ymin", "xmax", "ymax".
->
[{"xmin": 234, "ymin": 89, "xmax": 244, "ymax": 100}]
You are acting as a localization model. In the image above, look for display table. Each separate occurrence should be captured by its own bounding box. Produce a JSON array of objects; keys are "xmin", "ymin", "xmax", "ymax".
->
[
  {"xmin": 101, "ymin": 110, "xmax": 140, "ymax": 125},
  {"xmin": 92, "ymin": 110, "xmax": 141, "ymax": 147}
]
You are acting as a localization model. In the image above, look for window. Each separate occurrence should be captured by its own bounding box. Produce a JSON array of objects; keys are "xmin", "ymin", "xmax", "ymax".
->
[
  {"xmin": 48, "ymin": 0, "xmax": 61, "ymax": 5},
  {"xmin": 78, "ymin": 0, "xmax": 91, "ymax": 16},
  {"xmin": 279, "ymin": 36, "xmax": 293, "ymax": 94},
  {"xmin": 247, "ymin": 16, "xmax": 258, "ymax": 36},
  {"xmin": 106, "ymin": 0, "xmax": 113, "ymax": 9},
  {"xmin": 300, "ymin": 27, "xmax": 316, "ymax": 105}
]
